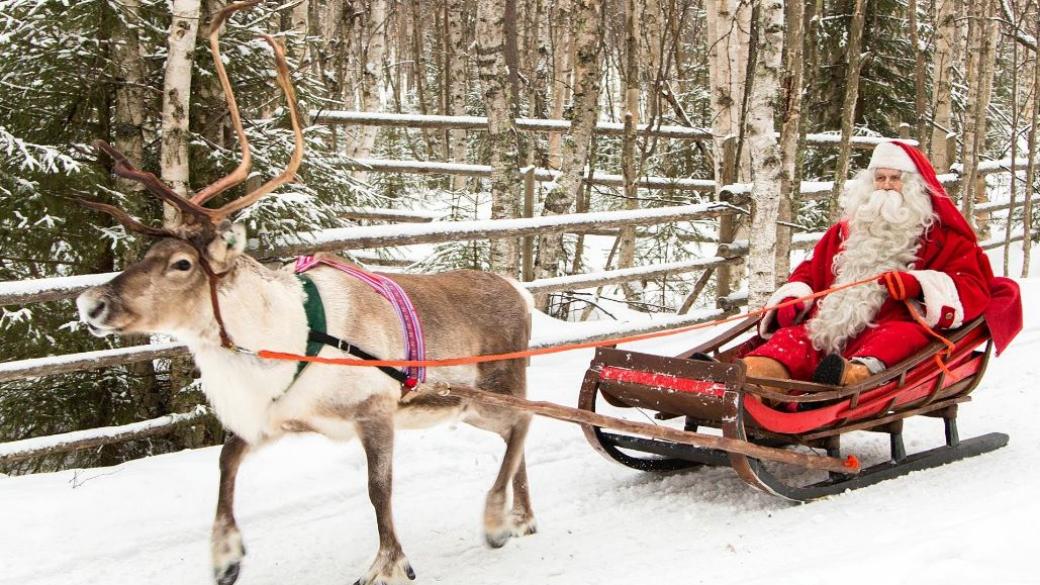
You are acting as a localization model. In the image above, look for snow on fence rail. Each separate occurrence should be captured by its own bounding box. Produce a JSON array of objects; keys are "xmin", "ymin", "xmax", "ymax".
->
[
  {"xmin": 0, "ymin": 406, "xmax": 212, "ymax": 464},
  {"xmin": 342, "ymin": 206, "xmax": 444, "ymax": 223},
  {"xmin": 310, "ymin": 110, "xmax": 915, "ymax": 149}
]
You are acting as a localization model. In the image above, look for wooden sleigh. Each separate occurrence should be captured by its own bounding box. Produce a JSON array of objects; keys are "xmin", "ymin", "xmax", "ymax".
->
[{"xmin": 576, "ymin": 315, "xmax": 1009, "ymax": 501}]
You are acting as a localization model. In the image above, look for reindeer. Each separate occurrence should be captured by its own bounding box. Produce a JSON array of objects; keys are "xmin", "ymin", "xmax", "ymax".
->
[{"xmin": 75, "ymin": 3, "xmax": 536, "ymax": 584}]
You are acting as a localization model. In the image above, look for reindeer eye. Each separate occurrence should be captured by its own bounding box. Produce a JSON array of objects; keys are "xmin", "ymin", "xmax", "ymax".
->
[{"xmin": 172, "ymin": 259, "xmax": 192, "ymax": 271}]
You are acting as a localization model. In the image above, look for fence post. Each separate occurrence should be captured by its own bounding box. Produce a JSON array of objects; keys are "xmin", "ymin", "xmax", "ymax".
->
[
  {"xmin": 899, "ymin": 122, "xmax": 911, "ymax": 140},
  {"xmin": 716, "ymin": 136, "xmax": 738, "ymax": 307},
  {"xmin": 522, "ymin": 167, "xmax": 536, "ymax": 282}
]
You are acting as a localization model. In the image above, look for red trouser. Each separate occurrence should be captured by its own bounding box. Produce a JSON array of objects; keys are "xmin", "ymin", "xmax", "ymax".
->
[{"xmin": 748, "ymin": 321, "xmax": 932, "ymax": 381}]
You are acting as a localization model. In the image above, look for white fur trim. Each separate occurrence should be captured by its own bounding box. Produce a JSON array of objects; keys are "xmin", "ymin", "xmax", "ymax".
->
[
  {"xmin": 868, "ymin": 142, "xmax": 917, "ymax": 173},
  {"xmin": 908, "ymin": 270, "xmax": 964, "ymax": 329},
  {"xmin": 758, "ymin": 281, "xmax": 814, "ymax": 338}
]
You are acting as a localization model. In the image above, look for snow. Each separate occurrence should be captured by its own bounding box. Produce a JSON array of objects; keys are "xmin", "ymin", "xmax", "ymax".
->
[
  {"xmin": 3, "ymin": 258, "xmax": 1035, "ymax": 584},
  {"xmin": 0, "ymin": 271, "xmax": 117, "ymax": 306}
]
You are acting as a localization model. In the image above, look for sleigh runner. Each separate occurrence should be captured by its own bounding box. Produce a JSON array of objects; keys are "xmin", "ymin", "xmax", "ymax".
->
[{"xmin": 575, "ymin": 314, "xmax": 1008, "ymax": 501}]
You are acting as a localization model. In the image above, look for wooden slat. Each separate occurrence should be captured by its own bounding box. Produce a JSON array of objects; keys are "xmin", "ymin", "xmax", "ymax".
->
[{"xmin": 416, "ymin": 382, "xmax": 858, "ymax": 473}]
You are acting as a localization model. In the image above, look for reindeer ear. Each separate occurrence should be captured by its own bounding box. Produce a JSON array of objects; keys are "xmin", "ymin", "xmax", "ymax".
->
[{"xmin": 207, "ymin": 221, "xmax": 248, "ymax": 264}]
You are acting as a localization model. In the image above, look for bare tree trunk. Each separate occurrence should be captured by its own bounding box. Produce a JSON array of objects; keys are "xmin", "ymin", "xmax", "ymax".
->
[
  {"xmin": 532, "ymin": 0, "xmax": 603, "ymax": 282},
  {"xmin": 477, "ymin": 0, "xmax": 521, "ymax": 276},
  {"xmin": 616, "ymin": 0, "xmax": 641, "ymax": 295},
  {"xmin": 960, "ymin": 0, "xmax": 998, "ymax": 233},
  {"xmin": 290, "ymin": 0, "xmax": 309, "ymax": 64},
  {"xmin": 829, "ymin": 0, "xmax": 865, "ymax": 220},
  {"xmin": 705, "ymin": 0, "xmax": 751, "ymax": 185},
  {"xmin": 411, "ymin": 0, "xmax": 438, "ymax": 158},
  {"xmin": 197, "ymin": 0, "xmax": 229, "ymax": 150},
  {"xmin": 747, "ymin": 0, "xmax": 785, "ymax": 309},
  {"xmin": 349, "ymin": 0, "xmax": 388, "ymax": 161},
  {"xmin": 1024, "ymin": 21, "xmax": 1039, "ymax": 277},
  {"xmin": 909, "ymin": 0, "xmax": 927, "ymax": 142},
  {"xmin": 111, "ymin": 0, "xmax": 147, "ymax": 191},
  {"xmin": 706, "ymin": 0, "xmax": 751, "ymax": 302},
  {"xmin": 447, "ymin": 0, "xmax": 470, "ymax": 189},
  {"xmin": 776, "ymin": 0, "xmax": 804, "ymax": 284},
  {"xmin": 161, "ymin": 0, "xmax": 201, "ymax": 223},
  {"xmin": 525, "ymin": 0, "xmax": 550, "ymax": 168},
  {"xmin": 547, "ymin": 0, "xmax": 574, "ymax": 169},
  {"xmin": 929, "ymin": 0, "xmax": 957, "ymax": 167},
  {"xmin": 1005, "ymin": 28, "xmax": 1021, "ymax": 275}
]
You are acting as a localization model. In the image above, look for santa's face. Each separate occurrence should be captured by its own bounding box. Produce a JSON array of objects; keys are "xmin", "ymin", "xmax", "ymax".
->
[{"xmin": 872, "ymin": 168, "xmax": 903, "ymax": 192}]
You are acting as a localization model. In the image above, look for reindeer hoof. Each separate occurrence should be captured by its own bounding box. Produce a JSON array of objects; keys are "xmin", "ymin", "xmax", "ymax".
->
[
  {"xmin": 485, "ymin": 529, "xmax": 511, "ymax": 549},
  {"xmin": 512, "ymin": 516, "xmax": 538, "ymax": 537},
  {"xmin": 211, "ymin": 526, "xmax": 245, "ymax": 585},
  {"xmin": 214, "ymin": 562, "xmax": 241, "ymax": 585},
  {"xmin": 355, "ymin": 555, "xmax": 415, "ymax": 585}
]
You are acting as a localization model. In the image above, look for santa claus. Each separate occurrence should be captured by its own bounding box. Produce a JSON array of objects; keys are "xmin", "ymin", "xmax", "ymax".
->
[{"xmin": 744, "ymin": 141, "xmax": 1020, "ymax": 387}]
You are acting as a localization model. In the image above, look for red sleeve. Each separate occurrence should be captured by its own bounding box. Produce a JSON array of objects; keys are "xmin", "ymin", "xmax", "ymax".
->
[
  {"xmin": 910, "ymin": 230, "xmax": 991, "ymax": 329},
  {"xmin": 787, "ymin": 222, "xmax": 844, "ymax": 292}
]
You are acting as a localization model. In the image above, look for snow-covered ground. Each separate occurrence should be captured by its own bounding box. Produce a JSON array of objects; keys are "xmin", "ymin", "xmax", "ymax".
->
[{"xmin": 2, "ymin": 252, "xmax": 1037, "ymax": 585}]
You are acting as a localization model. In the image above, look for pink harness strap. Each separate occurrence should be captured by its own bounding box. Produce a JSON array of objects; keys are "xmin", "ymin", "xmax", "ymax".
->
[{"xmin": 295, "ymin": 256, "xmax": 426, "ymax": 387}]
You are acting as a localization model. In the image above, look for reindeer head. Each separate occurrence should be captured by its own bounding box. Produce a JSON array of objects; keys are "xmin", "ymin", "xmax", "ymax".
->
[{"xmin": 77, "ymin": 1, "xmax": 303, "ymax": 347}]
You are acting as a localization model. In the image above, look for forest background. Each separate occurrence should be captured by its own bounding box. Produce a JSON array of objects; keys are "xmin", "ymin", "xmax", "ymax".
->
[{"xmin": 1, "ymin": 0, "xmax": 1037, "ymax": 473}]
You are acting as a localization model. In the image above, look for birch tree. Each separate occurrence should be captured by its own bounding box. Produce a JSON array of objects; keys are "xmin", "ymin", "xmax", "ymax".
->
[
  {"xmin": 705, "ymin": 0, "xmax": 751, "ymax": 300},
  {"xmin": 547, "ymin": 0, "xmax": 574, "ymax": 169},
  {"xmin": 616, "ymin": 0, "xmax": 642, "ymax": 290},
  {"xmin": 532, "ymin": 0, "xmax": 603, "ymax": 281},
  {"xmin": 959, "ymin": 0, "xmax": 998, "ymax": 231},
  {"xmin": 705, "ymin": 0, "xmax": 751, "ymax": 185},
  {"xmin": 446, "ymin": 0, "xmax": 471, "ymax": 189},
  {"xmin": 829, "ymin": 0, "xmax": 865, "ymax": 220},
  {"xmin": 746, "ymin": 0, "xmax": 785, "ymax": 309},
  {"xmin": 349, "ymin": 0, "xmax": 388, "ymax": 162},
  {"xmin": 476, "ymin": 0, "xmax": 521, "ymax": 275},
  {"xmin": 776, "ymin": 0, "xmax": 804, "ymax": 283},
  {"xmin": 160, "ymin": 0, "xmax": 201, "ymax": 218},
  {"xmin": 928, "ymin": 0, "xmax": 958, "ymax": 167}
]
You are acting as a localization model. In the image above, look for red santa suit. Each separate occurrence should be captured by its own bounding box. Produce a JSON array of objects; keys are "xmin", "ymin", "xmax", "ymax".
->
[{"xmin": 748, "ymin": 141, "xmax": 1021, "ymax": 381}]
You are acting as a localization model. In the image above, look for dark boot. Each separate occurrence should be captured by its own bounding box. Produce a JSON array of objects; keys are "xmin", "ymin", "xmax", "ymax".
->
[{"xmin": 813, "ymin": 355, "xmax": 872, "ymax": 386}]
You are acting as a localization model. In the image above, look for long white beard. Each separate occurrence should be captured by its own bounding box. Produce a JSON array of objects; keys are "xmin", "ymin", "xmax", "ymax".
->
[{"xmin": 807, "ymin": 183, "xmax": 933, "ymax": 354}]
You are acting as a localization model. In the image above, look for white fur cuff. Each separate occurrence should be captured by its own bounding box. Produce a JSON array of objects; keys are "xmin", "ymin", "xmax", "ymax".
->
[
  {"xmin": 908, "ymin": 270, "xmax": 964, "ymax": 329},
  {"xmin": 758, "ymin": 281, "xmax": 814, "ymax": 338}
]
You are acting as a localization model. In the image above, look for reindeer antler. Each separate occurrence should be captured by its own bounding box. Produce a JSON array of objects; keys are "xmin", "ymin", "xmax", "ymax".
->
[
  {"xmin": 207, "ymin": 33, "xmax": 304, "ymax": 219},
  {"xmin": 189, "ymin": 0, "xmax": 261, "ymax": 206},
  {"xmin": 88, "ymin": 0, "xmax": 304, "ymax": 233},
  {"xmin": 78, "ymin": 199, "xmax": 178, "ymax": 238}
]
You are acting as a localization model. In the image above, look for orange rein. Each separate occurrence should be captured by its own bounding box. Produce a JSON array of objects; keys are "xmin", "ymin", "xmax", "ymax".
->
[
  {"xmin": 880, "ymin": 272, "xmax": 957, "ymax": 375},
  {"xmin": 254, "ymin": 273, "xmax": 936, "ymax": 370}
]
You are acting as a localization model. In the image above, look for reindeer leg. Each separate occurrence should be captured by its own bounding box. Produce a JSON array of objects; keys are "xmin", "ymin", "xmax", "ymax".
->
[
  {"xmin": 354, "ymin": 406, "xmax": 415, "ymax": 585},
  {"xmin": 212, "ymin": 434, "xmax": 250, "ymax": 585},
  {"xmin": 473, "ymin": 411, "xmax": 533, "ymax": 548},
  {"xmin": 509, "ymin": 454, "xmax": 537, "ymax": 537}
]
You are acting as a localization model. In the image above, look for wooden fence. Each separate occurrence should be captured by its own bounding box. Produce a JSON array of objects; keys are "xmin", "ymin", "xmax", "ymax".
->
[{"xmin": 0, "ymin": 113, "xmax": 1033, "ymax": 464}]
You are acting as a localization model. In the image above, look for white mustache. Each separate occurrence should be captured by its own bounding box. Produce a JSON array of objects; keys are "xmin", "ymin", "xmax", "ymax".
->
[{"xmin": 852, "ymin": 189, "xmax": 914, "ymax": 225}]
